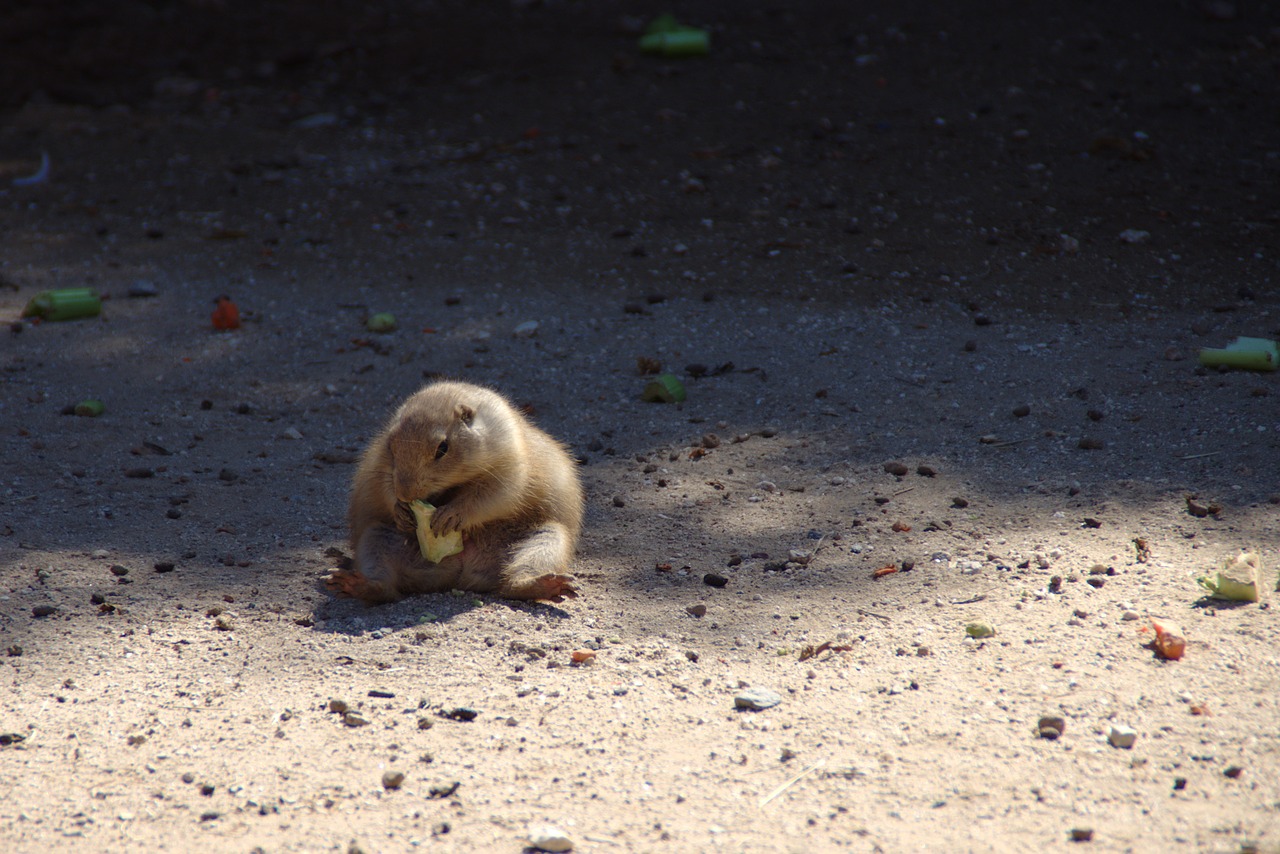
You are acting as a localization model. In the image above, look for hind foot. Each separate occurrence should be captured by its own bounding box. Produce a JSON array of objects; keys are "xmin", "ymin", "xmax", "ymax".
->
[
  {"xmin": 325, "ymin": 566, "xmax": 395, "ymax": 603},
  {"xmin": 501, "ymin": 572, "xmax": 578, "ymax": 603}
]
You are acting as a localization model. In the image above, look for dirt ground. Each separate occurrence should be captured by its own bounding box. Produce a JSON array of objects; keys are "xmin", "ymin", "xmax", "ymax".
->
[{"xmin": 2, "ymin": 1, "xmax": 1279, "ymax": 851}]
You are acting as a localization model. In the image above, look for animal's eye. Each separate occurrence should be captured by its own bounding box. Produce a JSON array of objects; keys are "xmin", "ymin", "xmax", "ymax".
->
[{"xmin": 434, "ymin": 440, "xmax": 449, "ymax": 460}]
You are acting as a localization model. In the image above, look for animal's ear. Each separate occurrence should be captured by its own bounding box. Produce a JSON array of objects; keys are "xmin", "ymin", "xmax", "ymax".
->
[{"xmin": 455, "ymin": 403, "xmax": 475, "ymax": 425}]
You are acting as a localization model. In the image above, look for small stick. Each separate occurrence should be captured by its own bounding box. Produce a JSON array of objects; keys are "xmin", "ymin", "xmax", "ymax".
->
[
  {"xmin": 989, "ymin": 437, "xmax": 1034, "ymax": 448},
  {"xmin": 951, "ymin": 586, "xmax": 997, "ymax": 605},
  {"xmin": 892, "ymin": 486, "xmax": 915, "ymax": 497},
  {"xmin": 1178, "ymin": 452, "xmax": 1221, "ymax": 461},
  {"xmin": 857, "ymin": 608, "xmax": 891, "ymax": 622},
  {"xmin": 759, "ymin": 759, "xmax": 826, "ymax": 807}
]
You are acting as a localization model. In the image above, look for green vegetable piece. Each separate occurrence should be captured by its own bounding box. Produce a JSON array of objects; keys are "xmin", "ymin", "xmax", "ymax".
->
[
  {"xmin": 640, "ymin": 14, "xmax": 709, "ymax": 56},
  {"xmin": 367, "ymin": 312, "xmax": 397, "ymax": 333},
  {"xmin": 642, "ymin": 373, "xmax": 687, "ymax": 403},
  {"xmin": 22, "ymin": 288, "xmax": 101, "ymax": 322},
  {"xmin": 965, "ymin": 621, "xmax": 996, "ymax": 639},
  {"xmin": 409, "ymin": 500, "xmax": 464, "ymax": 563},
  {"xmin": 1196, "ymin": 552, "xmax": 1261, "ymax": 602},
  {"xmin": 639, "ymin": 30, "xmax": 710, "ymax": 56},
  {"xmin": 74, "ymin": 400, "xmax": 105, "ymax": 417},
  {"xmin": 1198, "ymin": 337, "xmax": 1279, "ymax": 371}
]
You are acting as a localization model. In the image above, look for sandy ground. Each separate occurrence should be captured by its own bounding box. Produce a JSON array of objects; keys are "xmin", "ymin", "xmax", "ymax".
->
[{"xmin": 2, "ymin": 1, "xmax": 1279, "ymax": 852}]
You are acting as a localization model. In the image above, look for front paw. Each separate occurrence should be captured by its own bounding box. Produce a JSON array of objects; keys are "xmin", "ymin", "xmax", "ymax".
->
[
  {"xmin": 430, "ymin": 502, "xmax": 466, "ymax": 536},
  {"xmin": 393, "ymin": 501, "xmax": 417, "ymax": 534}
]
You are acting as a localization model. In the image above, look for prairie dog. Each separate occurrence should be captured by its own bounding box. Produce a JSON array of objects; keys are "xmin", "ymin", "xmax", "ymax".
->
[{"xmin": 329, "ymin": 381, "xmax": 584, "ymax": 604}]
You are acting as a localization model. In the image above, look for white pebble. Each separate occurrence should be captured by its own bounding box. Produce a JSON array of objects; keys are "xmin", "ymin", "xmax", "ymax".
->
[
  {"xmin": 1108, "ymin": 725, "xmax": 1138, "ymax": 749},
  {"xmin": 528, "ymin": 824, "xmax": 573, "ymax": 852}
]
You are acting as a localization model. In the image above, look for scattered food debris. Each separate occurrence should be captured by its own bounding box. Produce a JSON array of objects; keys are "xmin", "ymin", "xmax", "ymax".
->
[
  {"xmin": 1198, "ymin": 337, "xmax": 1278, "ymax": 372},
  {"xmin": 1197, "ymin": 552, "xmax": 1262, "ymax": 602},
  {"xmin": 1150, "ymin": 618, "xmax": 1187, "ymax": 661},
  {"xmin": 642, "ymin": 373, "xmax": 687, "ymax": 403},
  {"xmin": 22, "ymin": 287, "xmax": 101, "ymax": 322},
  {"xmin": 965, "ymin": 621, "xmax": 996, "ymax": 639},
  {"xmin": 211, "ymin": 295, "xmax": 240, "ymax": 330}
]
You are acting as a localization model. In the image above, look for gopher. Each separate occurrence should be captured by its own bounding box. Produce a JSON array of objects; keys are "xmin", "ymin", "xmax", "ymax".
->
[{"xmin": 328, "ymin": 381, "xmax": 584, "ymax": 603}]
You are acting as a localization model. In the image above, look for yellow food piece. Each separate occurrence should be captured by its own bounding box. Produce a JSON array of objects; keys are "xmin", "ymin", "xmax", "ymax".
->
[
  {"xmin": 409, "ymin": 500, "xmax": 464, "ymax": 563},
  {"xmin": 1197, "ymin": 552, "xmax": 1261, "ymax": 602}
]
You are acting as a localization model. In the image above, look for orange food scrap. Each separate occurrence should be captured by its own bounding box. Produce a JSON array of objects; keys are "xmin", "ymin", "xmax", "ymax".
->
[
  {"xmin": 1150, "ymin": 618, "xmax": 1186, "ymax": 661},
  {"xmin": 570, "ymin": 649, "xmax": 596, "ymax": 664},
  {"xmin": 1189, "ymin": 704, "xmax": 1212, "ymax": 717},
  {"xmin": 211, "ymin": 295, "xmax": 240, "ymax": 330},
  {"xmin": 891, "ymin": 521, "xmax": 912, "ymax": 533},
  {"xmin": 872, "ymin": 565, "xmax": 899, "ymax": 579}
]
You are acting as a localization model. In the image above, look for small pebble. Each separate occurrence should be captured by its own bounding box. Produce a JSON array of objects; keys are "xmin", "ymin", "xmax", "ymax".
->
[
  {"xmin": 1223, "ymin": 765, "xmax": 1244, "ymax": 779},
  {"xmin": 952, "ymin": 497, "xmax": 969, "ymax": 509},
  {"xmin": 527, "ymin": 824, "xmax": 574, "ymax": 853},
  {"xmin": 342, "ymin": 712, "xmax": 369, "ymax": 727},
  {"xmin": 32, "ymin": 605, "xmax": 57, "ymax": 618},
  {"xmin": 444, "ymin": 707, "xmax": 478, "ymax": 722},
  {"xmin": 1077, "ymin": 438, "xmax": 1104, "ymax": 450},
  {"xmin": 1108, "ymin": 725, "xmax": 1138, "ymax": 749},
  {"xmin": 916, "ymin": 464, "xmax": 937, "ymax": 477},
  {"xmin": 1070, "ymin": 828, "xmax": 1094, "ymax": 842},
  {"xmin": 703, "ymin": 572, "xmax": 728, "ymax": 588},
  {"xmin": 1012, "ymin": 404, "xmax": 1031, "ymax": 418},
  {"xmin": 1037, "ymin": 716, "xmax": 1066, "ymax": 740},
  {"xmin": 883, "ymin": 461, "xmax": 909, "ymax": 476},
  {"xmin": 686, "ymin": 604, "xmax": 707, "ymax": 618},
  {"xmin": 382, "ymin": 771, "xmax": 405, "ymax": 790},
  {"xmin": 735, "ymin": 688, "xmax": 783, "ymax": 711}
]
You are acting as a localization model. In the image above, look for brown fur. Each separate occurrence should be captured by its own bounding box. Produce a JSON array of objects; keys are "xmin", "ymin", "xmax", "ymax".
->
[{"xmin": 329, "ymin": 381, "xmax": 584, "ymax": 603}]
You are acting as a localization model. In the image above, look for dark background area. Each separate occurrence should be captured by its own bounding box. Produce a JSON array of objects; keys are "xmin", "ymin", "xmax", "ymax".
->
[{"xmin": 2, "ymin": 0, "xmax": 1278, "ymax": 309}]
